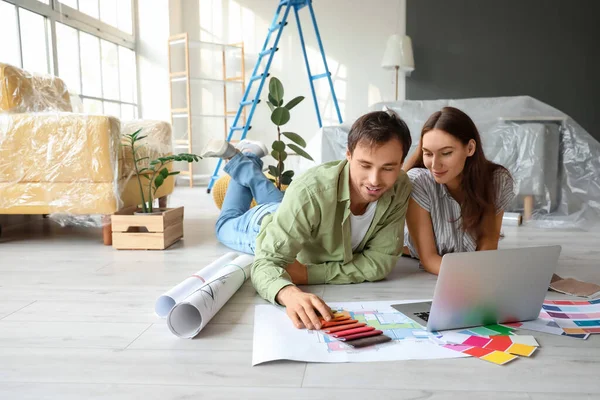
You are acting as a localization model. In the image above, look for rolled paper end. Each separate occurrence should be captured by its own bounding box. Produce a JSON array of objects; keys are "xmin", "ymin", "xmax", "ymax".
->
[
  {"xmin": 167, "ymin": 303, "xmax": 203, "ymax": 339},
  {"xmin": 155, "ymin": 295, "xmax": 176, "ymax": 318}
]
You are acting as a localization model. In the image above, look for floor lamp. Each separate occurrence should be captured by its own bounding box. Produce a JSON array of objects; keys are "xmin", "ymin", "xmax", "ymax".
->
[{"xmin": 381, "ymin": 34, "xmax": 415, "ymax": 100}]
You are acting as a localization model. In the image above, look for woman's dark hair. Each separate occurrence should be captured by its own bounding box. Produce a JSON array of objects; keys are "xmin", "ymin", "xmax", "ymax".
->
[
  {"xmin": 347, "ymin": 110, "xmax": 412, "ymax": 162},
  {"xmin": 412, "ymin": 106, "xmax": 509, "ymax": 238}
]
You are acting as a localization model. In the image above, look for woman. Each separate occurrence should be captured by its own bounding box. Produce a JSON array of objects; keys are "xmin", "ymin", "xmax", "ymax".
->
[{"xmin": 402, "ymin": 106, "xmax": 515, "ymax": 275}]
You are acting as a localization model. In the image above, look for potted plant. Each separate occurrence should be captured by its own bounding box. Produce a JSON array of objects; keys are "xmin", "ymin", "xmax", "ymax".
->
[
  {"xmin": 111, "ymin": 129, "xmax": 201, "ymax": 250},
  {"xmin": 265, "ymin": 77, "xmax": 314, "ymax": 190}
]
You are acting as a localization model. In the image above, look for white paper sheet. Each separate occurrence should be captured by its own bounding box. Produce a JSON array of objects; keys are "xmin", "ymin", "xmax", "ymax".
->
[
  {"xmin": 167, "ymin": 254, "xmax": 253, "ymax": 339},
  {"xmin": 252, "ymin": 300, "xmax": 468, "ymax": 365},
  {"xmin": 155, "ymin": 252, "xmax": 238, "ymax": 317}
]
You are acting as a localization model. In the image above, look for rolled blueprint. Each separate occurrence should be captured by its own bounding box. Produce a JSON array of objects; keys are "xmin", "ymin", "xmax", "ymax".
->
[
  {"xmin": 155, "ymin": 252, "xmax": 239, "ymax": 317},
  {"xmin": 167, "ymin": 254, "xmax": 254, "ymax": 339},
  {"xmin": 502, "ymin": 212, "xmax": 523, "ymax": 226}
]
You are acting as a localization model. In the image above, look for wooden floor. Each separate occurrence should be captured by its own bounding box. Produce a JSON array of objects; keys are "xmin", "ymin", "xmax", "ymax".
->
[{"xmin": 0, "ymin": 187, "xmax": 598, "ymax": 399}]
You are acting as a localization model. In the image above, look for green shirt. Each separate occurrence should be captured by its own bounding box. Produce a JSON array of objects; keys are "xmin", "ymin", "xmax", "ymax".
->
[{"xmin": 251, "ymin": 159, "xmax": 412, "ymax": 304}]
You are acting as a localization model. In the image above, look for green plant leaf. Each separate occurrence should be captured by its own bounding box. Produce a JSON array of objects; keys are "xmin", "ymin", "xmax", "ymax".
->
[
  {"xmin": 281, "ymin": 132, "xmax": 306, "ymax": 147},
  {"xmin": 288, "ymin": 143, "xmax": 314, "ymax": 161},
  {"xmin": 154, "ymin": 174, "xmax": 164, "ymax": 189},
  {"xmin": 271, "ymin": 150, "xmax": 280, "ymax": 159},
  {"xmin": 168, "ymin": 171, "xmax": 180, "ymax": 176},
  {"xmin": 278, "ymin": 151, "xmax": 288, "ymax": 162},
  {"xmin": 280, "ymin": 174, "xmax": 293, "ymax": 185},
  {"xmin": 150, "ymin": 160, "xmax": 160, "ymax": 165},
  {"xmin": 159, "ymin": 168, "xmax": 169, "ymax": 179},
  {"xmin": 268, "ymin": 165, "xmax": 280, "ymax": 177},
  {"xmin": 271, "ymin": 107, "xmax": 290, "ymax": 126},
  {"xmin": 136, "ymin": 135, "xmax": 148, "ymax": 142},
  {"xmin": 284, "ymin": 96, "xmax": 304, "ymax": 111},
  {"xmin": 269, "ymin": 77, "xmax": 284, "ymax": 104},
  {"xmin": 268, "ymin": 93, "xmax": 277, "ymax": 105},
  {"xmin": 131, "ymin": 128, "xmax": 142, "ymax": 139},
  {"xmin": 141, "ymin": 175, "xmax": 152, "ymax": 180},
  {"xmin": 272, "ymin": 140, "xmax": 286, "ymax": 152},
  {"xmin": 282, "ymin": 170, "xmax": 295, "ymax": 177},
  {"xmin": 266, "ymin": 100, "xmax": 275, "ymax": 112}
]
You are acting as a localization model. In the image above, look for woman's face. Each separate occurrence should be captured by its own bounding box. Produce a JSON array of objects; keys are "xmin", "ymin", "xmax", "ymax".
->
[{"xmin": 421, "ymin": 129, "xmax": 475, "ymax": 186}]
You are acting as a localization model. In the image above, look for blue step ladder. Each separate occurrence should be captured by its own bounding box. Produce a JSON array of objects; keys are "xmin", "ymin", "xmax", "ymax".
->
[{"xmin": 206, "ymin": 0, "xmax": 343, "ymax": 193}]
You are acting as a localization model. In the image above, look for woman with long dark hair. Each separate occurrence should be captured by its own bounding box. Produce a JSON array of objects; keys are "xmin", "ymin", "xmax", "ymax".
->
[{"xmin": 402, "ymin": 107, "xmax": 515, "ymax": 275}]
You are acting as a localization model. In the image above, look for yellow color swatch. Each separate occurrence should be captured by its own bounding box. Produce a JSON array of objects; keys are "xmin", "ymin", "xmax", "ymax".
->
[
  {"xmin": 481, "ymin": 350, "xmax": 518, "ymax": 365},
  {"xmin": 507, "ymin": 343, "xmax": 537, "ymax": 357},
  {"xmin": 563, "ymin": 328, "xmax": 588, "ymax": 334}
]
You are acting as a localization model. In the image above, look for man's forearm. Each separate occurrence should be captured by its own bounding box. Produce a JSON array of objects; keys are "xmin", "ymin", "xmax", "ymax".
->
[{"xmin": 306, "ymin": 250, "xmax": 398, "ymax": 284}]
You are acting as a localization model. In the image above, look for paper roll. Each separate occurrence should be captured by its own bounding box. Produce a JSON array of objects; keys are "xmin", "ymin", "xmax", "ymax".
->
[
  {"xmin": 154, "ymin": 252, "xmax": 238, "ymax": 317},
  {"xmin": 167, "ymin": 254, "xmax": 254, "ymax": 339},
  {"xmin": 502, "ymin": 212, "xmax": 523, "ymax": 226}
]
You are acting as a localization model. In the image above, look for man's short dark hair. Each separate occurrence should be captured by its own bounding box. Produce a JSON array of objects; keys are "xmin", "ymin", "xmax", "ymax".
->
[{"xmin": 347, "ymin": 110, "xmax": 412, "ymax": 162}]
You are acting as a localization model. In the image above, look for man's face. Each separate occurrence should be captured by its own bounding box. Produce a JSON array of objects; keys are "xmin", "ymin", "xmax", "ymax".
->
[{"xmin": 346, "ymin": 138, "xmax": 404, "ymax": 207}]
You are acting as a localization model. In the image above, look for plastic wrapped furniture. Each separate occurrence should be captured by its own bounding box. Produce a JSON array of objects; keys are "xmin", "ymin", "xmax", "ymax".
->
[
  {"xmin": 296, "ymin": 96, "xmax": 600, "ymax": 230},
  {"xmin": 0, "ymin": 63, "xmax": 175, "ymax": 244}
]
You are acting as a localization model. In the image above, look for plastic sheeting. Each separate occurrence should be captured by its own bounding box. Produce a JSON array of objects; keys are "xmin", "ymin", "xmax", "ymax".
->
[
  {"xmin": 0, "ymin": 62, "xmax": 173, "ymax": 228},
  {"xmin": 298, "ymin": 96, "xmax": 600, "ymax": 230}
]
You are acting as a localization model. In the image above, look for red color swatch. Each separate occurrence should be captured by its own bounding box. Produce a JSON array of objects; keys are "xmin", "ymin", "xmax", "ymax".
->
[
  {"xmin": 464, "ymin": 346, "xmax": 494, "ymax": 358},
  {"xmin": 339, "ymin": 329, "xmax": 383, "ymax": 341},
  {"xmin": 323, "ymin": 322, "xmax": 366, "ymax": 333},
  {"xmin": 320, "ymin": 319, "xmax": 358, "ymax": 329},
  {"xmin": 484, "ymin": 336, "xmax": 512, "ymax": 352},
  {"xmin": 332, "ymin": 326, "xmax": 375, "ymax": 338}
]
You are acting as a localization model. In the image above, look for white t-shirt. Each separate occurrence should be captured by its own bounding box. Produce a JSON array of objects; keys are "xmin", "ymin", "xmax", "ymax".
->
[{"xmin": 350, "ymin": 201, "xmax": 378, "ymax": 251}]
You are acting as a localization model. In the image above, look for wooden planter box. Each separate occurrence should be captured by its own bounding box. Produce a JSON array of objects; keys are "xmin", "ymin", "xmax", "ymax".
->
[{"xmin": 111, "ymin": 206, "xmax": 184, "ymax": 250}]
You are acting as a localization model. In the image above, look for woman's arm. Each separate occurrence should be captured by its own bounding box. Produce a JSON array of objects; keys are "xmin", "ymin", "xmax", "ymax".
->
[
  {"xmin": 477, "ymin": 210, "xmax": 504, "ymax": 251},
  {"xmin": 406, "ymin": 198, "xmax": 442, "ymax": 275}
]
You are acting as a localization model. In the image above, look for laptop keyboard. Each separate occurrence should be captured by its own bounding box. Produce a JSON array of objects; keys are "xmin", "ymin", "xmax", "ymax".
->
[{"xmin": 414, "ymin": 311, "xmax": 430, "ymax": 322}]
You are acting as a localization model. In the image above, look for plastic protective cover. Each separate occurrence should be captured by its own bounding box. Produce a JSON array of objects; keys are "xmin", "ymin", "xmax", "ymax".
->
[
  {"xmin": 299, "ymin": 96, "xmax": 600, "ymax": 230},
  {"xmin": 0, "ymin": 63, "xmax": 172, "ymax": 228}
]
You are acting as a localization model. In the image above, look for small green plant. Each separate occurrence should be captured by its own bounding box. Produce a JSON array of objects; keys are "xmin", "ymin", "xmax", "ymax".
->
[
  {"xmin": 125, "ymin": 129, "xmax": 201, "ymax": 213},
  {"xmin": 265, "ymin": 77, "xmax": 314, "ymax": 190}
]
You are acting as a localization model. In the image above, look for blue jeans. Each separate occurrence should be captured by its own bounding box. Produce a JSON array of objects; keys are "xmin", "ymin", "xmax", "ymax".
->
[{"xmin": 215, "ymin": 153, "xmax": 283, "ymax": 254}]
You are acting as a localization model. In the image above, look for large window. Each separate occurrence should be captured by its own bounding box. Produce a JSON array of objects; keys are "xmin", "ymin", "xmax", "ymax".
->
[{"xmin": 0, "ymin": 0, "xmax": 137, "ymax": 119}]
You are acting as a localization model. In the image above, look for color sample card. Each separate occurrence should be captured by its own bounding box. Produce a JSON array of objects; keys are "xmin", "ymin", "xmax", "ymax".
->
[
  {"xmin": 323, "ymin": 322, "xmax": 367, "ymax": 333},
  {"xmin": 454, "ymin": 324, "xmax": 515, "ymax": 337},
  {"xmin": 331, "ymin": 326, "xmax": 375, "ymax": 338},
  {"xmin": 502, "ymin": 318, "xmax": 590, "ymax": 339},
  {"xmin": 338, "ymin": 329, "xmax": 383, "ymax": 341},
  {"xmin": 542, "ymin": 299, "xmax": 600, "ymax": 334},
  {"xmin": 443, "ymin": 344, "xmax": 518, "ymax": 365},
  {"xmin": 345, "ymin": 334, "xmax": 392, "ymax": 348},
  {"xmin": 442, "ymin": 332, "xmax": 538, "ymax": 357},
  {"xmin": 320, "ymin": 319, "xmax": 359, "ymax": 329},
  {"xmin": 320, "ymin": 310, "xmax": 393, "ymax": 350}
]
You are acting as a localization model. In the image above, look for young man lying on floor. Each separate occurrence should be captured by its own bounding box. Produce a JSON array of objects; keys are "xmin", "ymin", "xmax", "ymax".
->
[{"xmin": 201, "ymin": 110, "xmax": 412, "ymax": 329}]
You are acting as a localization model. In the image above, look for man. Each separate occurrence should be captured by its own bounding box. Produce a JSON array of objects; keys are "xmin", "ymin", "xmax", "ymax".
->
[{"xmin": 201, "ymin": 110, "xmax": 412, "ymax": 330}]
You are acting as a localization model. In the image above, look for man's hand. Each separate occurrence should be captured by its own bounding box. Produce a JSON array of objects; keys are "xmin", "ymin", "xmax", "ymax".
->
[
  {"xmin": 276, "ymin": 286, "xmax": 333, "ymax": 330},
  {"xmin": 285, "ymin": 259, "xmax": 308, "ymax": 284}
]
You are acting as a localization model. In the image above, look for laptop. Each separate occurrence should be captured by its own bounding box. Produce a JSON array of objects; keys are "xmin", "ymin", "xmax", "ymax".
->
[{"xmin": 392, "ymin": 245, "xmax": 561, "ymax": 332}]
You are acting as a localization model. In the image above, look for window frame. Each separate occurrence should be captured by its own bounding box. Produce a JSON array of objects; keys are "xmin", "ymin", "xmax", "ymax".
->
[{"xmin": 2, "ymin": 0, "xmax": 138, "ymax": 117}]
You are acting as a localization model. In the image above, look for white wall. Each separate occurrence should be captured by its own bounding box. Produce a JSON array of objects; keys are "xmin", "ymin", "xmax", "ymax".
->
[
  {"xmin": 168, "ymin": 0, "xmax": 407, "ymax": 182},
  {"xmin": 137, "ymin": 0, "xmax": 171, "ymax": 122}
]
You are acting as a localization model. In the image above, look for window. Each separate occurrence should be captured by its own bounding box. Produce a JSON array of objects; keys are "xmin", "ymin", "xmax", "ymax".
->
[
  {"xmin": 0, "ymin": 2, "xmax": 20, "ymax": 67},
  {"xmin": 58, "ymin": 0, "xmax": 133, "ymax": 34},
  {"xmin": 56, "ymin": 23, "xmax": 80, "ymax": 94},
  {"xmin": 0, "ymin": 0, "xmax": 138, "ymax": 119}
]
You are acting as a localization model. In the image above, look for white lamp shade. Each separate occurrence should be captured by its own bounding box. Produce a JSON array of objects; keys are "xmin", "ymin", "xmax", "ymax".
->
[{"xmin": 381, "ymin": 34, "xmax": 415, "ymax": 72}]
